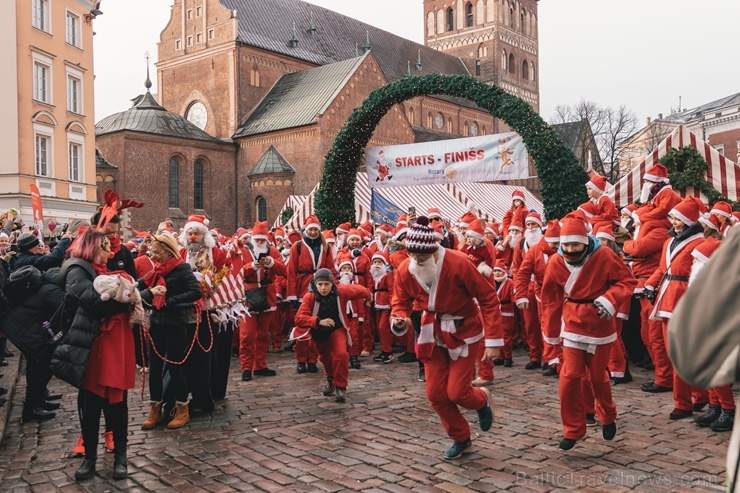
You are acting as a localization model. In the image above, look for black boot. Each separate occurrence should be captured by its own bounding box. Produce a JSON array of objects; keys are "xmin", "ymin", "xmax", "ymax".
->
[
  {"xmin": 349, "ymin": 356, "xmax": 361, "ymax": 369},
  {"xmin": 695, "ymin": 404, "xmax": 721, "ymax": 427},
  {"xmin": 710, "ymin": 408, "xmax": 735, "ymax": 432},
  {"xmin": 612, "ymin": 363, "xmax": 633, "ymax": 384},
  {"xmin": 112, "ymin": 451, "xmax": 127, "ymax": 480},
  {"xmin": 322, "ymin": 377, "xmax": 335, "ymax": 396},
  {"xmin": 296, "ymin": 362, "xmax": 307, "ymax": 374},
  {"xmin": 335, "ymin": 387, "xmax": 346, "ymax": 403},
  {"xmin": 74, "ymin": 458, "xmax": 97, "ymax": 481}
]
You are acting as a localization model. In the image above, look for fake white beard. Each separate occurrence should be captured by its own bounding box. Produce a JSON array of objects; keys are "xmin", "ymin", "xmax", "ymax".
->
[
  {"xmin": 408, "ymin": 256, "xmax": 437, "ymax": 287},
  {"xmin": 187, "ymin": 241, "xmax": 206, "ymax": 269},
  {"xmin": 620, "ymin": 217, "xmax": 631, "ymax": 229},
  {"xmin": 336, "ymin": 236, "xmax": 345, "ymax": 249},
  {"xmin": 509, "ymin": 233, "xmax": 522, "ymax": 248},
  {"xmin": 339, "ymin": 271, "xmax": 353, "ymax": 285},
  {"xmin": 524, "ymin": 229, "xmax": 542, "ymax": 246},
  {"xmin": 689, "ymin": 260, "xmax": 706, "ymax": 285},
  {"xmin": 493, "ymin": 273, "xmax": 507, "ymax": 283},
  {"xmin": 370, "ymin": 264, "xmax": 386, "ymax": 284},
  {"xmin": 252, "ymin": 243, "xmax": 268, "ymax": 257},
  {"xmin": 280, "ymin": 249, "xmax": 290, "ymax": 262},
  {"xmin": 639, "ymin": 182, "xmax": 653, "ymax": 204}
]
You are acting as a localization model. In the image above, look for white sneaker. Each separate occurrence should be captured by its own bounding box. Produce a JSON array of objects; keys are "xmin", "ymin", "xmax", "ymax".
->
[
  {"xmin": 472, "ymin": 377, "xmax": 493, "ymax": 387},
  {"xmin": 360, "ymin": 350, "xmax": 371, "ymax": 357}
]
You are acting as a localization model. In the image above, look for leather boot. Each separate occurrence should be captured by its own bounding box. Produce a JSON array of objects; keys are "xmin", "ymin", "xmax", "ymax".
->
[
  {"xmin": 322, "ymin": 377, "xmax": 335, "ymax": 396},
  {"xmin": 141, "ymin": 401, "xmax": 163, "ymax": 430},
  {"xmin": 74, "ymin": 458, "xmax": 96, "ymax": 481},
  {"xmin": 167, "ymin": 401, "xmax": 190, "ymax": 429},
  {"xmin": 112, "ymin": 451, "xmax": 128, "ymax": 480}
]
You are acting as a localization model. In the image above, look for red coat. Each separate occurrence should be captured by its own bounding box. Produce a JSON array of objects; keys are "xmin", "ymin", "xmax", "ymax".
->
[
  {"xmin": 134, "ymin": 253, "xmax": 155, "ymax": 280},
  {"xmin": 372, "ymin": 271, "xmax": 394, "ymax": 310},
  {"xmin": 514, "ymin": 237, "xmax": 557, "ymax": 303},
  {"xmin": 242, "ymin": 246, "xmax": 286, "ymax": 312},
  {"xmin": 541, "ymin": 244, "xmax": 636, "ymax": 346},
  {"xmin": 391, "ymin": 248, "xmax": 504, "ymax": 348},
  {"xmin": 287, "ymin": 238, "xmax": 334, "ymax": 301},
  {"xmin": 502, "ymin": 205, "xmax": 528, "ymax": 235},
  {"xmin": 389, "ymin": 247, "xmax": 408, "ymax": 271},
  {"xmin": 636, "ymin": 185, "xmax": 681, "ymax": 225},
  {"xmin": 622, "ymin": 220, "xmax": 670, "ymax": 281},
  {"xmin": 590, "ymin": 195, "xmax": 620, "ymax": 230},
  {"xmin": 295, "ymin": 284, "xmax": 371, "ymax": 346},
  {"xmin": 495, "ymin": 277, "xmax": 516, "ymax": 319},
  {"xmin": 495, "ymin": 240, "xmax": 514, "ymax": 271},
  {"xmin": 645, "ymin": 229, "xmax": 704, "ymax": 320}
]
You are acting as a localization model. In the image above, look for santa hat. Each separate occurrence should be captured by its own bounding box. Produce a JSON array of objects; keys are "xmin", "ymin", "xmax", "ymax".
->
[
  {"xmin": 458, "ymin": 212, "xmax": 478, "ymax": 228},
  {"xmin": 544, "ymin": 219, "xmax": 561, "ymax": 242},
  {"xmin": 560, "ymin": 213, "xmax": 589, "ymax": 244},
  {"xmin": 525, "ymin": 211, "xmax": 543, "ymax": 227},
  {"xmin": 699, "ymin": 213, "xmax": 721, "ymax": 232},
  {"xmin": 346, "ymin": 228, "xmax": 362, "ymax": 242},
  {"xmin": 235, "ymin": 227, "xmax": 249, "ymax": 240},
  {"xmin": 393, "ymin": 222, "xmax": 409, "ymax": 241},
  {"xmin": 484, "ymin": 222, "xmax": 500, "ymax": 237},
  {"xmin": 251, "ymin": 221, "xmax": 269, "ymax": 241},
  {"xmin": 733, "ymin": 212, "xmax": 740, "ymax": 224},
  {"xmin": 377, "ymin": 224, "xmax": 393, "ymax": 237},
  {"xmin": 359, "ymin": 221, "xmax": 373, "ymax": 236},
  {"xmin": 335, "ymin": 222, "xmax": 351, "ymax": 234},
  {"xmin": 323, "ymin": 230, "xmax": 336, "ymax": 243},
  {"xmin": 183, "ymin": 214, "xmax": 210, "ymax": 233},
  {"xmin": 465, "ymin": 219, "xmax": 485, "ymax": 240},
  {"xmin": 405, "ymin": 216, "xmax": 439, "ymax": 254},
  {"xmin": 577, "ymin": 201, "xmax": 597, "ymax": 219},
  {"xmin": 432, "ymin": 221, "xmax": 445, "ymax": 241},
  {"xmin": 644, "ymin": 164, "xmax": 669, "ymax": 183},
  {"xmin": 692, "ymin": 237, "xmax": 722, "ymax": 263},
  {"xmin": 669, "ymin": 196, "xmax": 706, "ymax": 227},
  {"xmin": 594, "ymin": 224, "xmax": 615, "ymax": 242},
  {"xmin": 396, "ymin": 214, "xmax": 408, "ymax": 227},
  {"xmin": 125, "ymin": 240, "xmax": 136, "ymax": 250},
  {"xmin": 511, "ymin": 189, "xmax": 526, "ymax": 202},
  {"xmin": 621, "ymin": 203, "xmax": 639, "ymax": 218},
  {"xmin": 427, "ymin": 207, "xmax": 442, "ymax": 220},
  {"xmin": 493, "ymin": 260, "xmax": 508, "ymax": 273},
  {"xmin": 288, "ymin": 231, "xmax": 302, "ymax": 244},
  {"xmin": 337, "ymin": 258, "xmax": 354, "ymax": 271},
  {"xmin": 586, "ymin": 175, "xmax": 608, "ymax": 194},
  {"xmin": 508, "ymin": 217, "xmax": 524, "ymax": 232},
  {"xmin": 274, "ymin": 228, "xmax": 285, "ymax": 240},
  {"xmin": 710, "ymin": 201, "xmax": 733, "ymax": 219},
  {"xmin": 372, "ymin": 250, "xmax": 389, "ymax": 264},
  {"xmin": 303, "ymin": 215, "xmax": 321, "ymax": 230},
  {"xmin": 268, "ymin": 232, "xmax": 275, "ymax": 245}
]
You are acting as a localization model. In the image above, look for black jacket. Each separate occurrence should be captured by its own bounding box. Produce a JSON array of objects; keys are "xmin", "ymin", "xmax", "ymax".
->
[
  {"xmin": 50, "ymin": 258, "xmax": 131, "ymax": 388},
  {"xmin": 9, "ymin": 237, "xmax": 71, "ymax": 273},
  {"xmin": 108, "ymin": 244, "xmax": 136, "ymax": 278},
  {"xmin": 138, "ymin": 262, "xmax": 202, "ymax": 327}
]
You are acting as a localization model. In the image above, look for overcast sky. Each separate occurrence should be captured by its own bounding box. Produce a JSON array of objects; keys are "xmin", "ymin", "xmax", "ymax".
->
[{"xmin": 93, "ymin": 0, "xmax": 740, "ymax": 127}]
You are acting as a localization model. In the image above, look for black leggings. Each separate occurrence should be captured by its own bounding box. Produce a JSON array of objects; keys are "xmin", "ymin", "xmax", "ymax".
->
[
  {"xmin": 148, "ymin": 322, "xmax": 189, "ymax": 403},
  {"xmin": 79, "ymin": 389, "xmax": 127, "ymax": 460}
]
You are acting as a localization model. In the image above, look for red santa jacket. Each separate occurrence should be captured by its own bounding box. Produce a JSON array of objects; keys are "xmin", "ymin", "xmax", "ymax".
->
[
  {"xmin": 590, "ymin": 195, "xmax": 620, "ymax": 230},
  {"xmin": 286, "ymin": 237, "xmax": 335, "ymax": 301},
  {"xmin": 391, "ymin": 248, "xmax": 504, "ymax": 351},
  {"xmin": 460, "ymin": 243, "xmax": 493, "ymax": 271},
  {"xmin": 294, "ymin": 284, "xmax": 371, "ymax": 346},
  {"xmin": 622, "ymin": 220, "xmax": 670, "ymax": 283},
  {"xmin": 134, "ymin": 253, "xmax": 155, "ymax": 280},
  {"xmin": 388, "ymin": 247, "xmax": 408, "ymax": 272},
  {"xmin": 513, "ymin": 237, "xmax": 557, "ymax": 303},
  {"xmin": 242, "ymin": 245, "xmax": 286, "ymax": 312},
  {"xmin": 495, "ymin": 277, "xmax": 516, "ymax": 319},
  {"xmin": 372, "ymin": 270, "xmax": 394, "ymax": 310},
  {"xmin": 541, "ymin": 242, "xmax": 636, "ymax": 346},
  {"xmin": 645, "ymin": 227, "xmax": 704, "ymax": 320},
  {"xmin": 495, "ymin": 240, "xmax": 514, "ymax": 271},
  {"xmin": 636, "ymin": 185, "xmax": 681, "ymax": 225},
  {"xmin": 502, "ymin": 205, "xmax": 528, "ymax": 234}
]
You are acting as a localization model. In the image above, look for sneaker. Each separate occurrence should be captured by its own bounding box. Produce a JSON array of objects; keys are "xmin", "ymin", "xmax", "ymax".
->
[
  {"xmin": 398, "ymin": 352, "xmax": 417, "ymax": 363},
  {"xmin": 241, "ymin": 370, "xmax": 252, "ymax": 381},
  {"xmin": 335, "ymin": 388, "xmax": 346, "ymax": 403},
  {"xmin": 695, "ymin": 405, "xmax": 722, "ymax": 427},
  {"xmin": 558, "ymin": 438, "xmax": 576, "ymax": 451},
  {"xmin": 360, "ymin": 350, "xmax": 371, "ymax": 357},
  {"xmin": 503, "ymin": 358, "xmax": 513, "ymax": 368},
  {"xmin": 104, "ymin": 431, "xmax": 114, "ymax": 453},
  {"xmin": 381, "ymin": 352, "xmax": 394, "ymax": 364},
  {"xmin": 322, "ymin": 378, "xmax": 335, "ymax": 396},
  {"xmin": 586, "ymin": 414, "xmax": 597, "ymax": 427},
  {"xmin": 373, "ymin": 353, "xmax": 385, "ymax": 362},
  {"xmin": 253, "ymin": 368, "xmax": 277, "ymax": 377},
  {"xmin": 72, "ymin": 435, "xmax": 85, "ymax": 457},
  {"xmin": 602, "ymin": 422, "xmax": 617, "ymax": 440},
  {"xmin": 524, "ymin": 361, "xmax": 541, "ymax": 370},
  {"xmin": 443, "ymin": 438, "xmax": 472, "ymax": 459},
  {"xmin": 492, "ymin": 358, "xmax": 505, "ymax": 366},
  {"xmin": 477, "ymin": 387, "xmax": 494, "ymax": 432},
  {"xmin": 296, "ymin": 362, "xmax": 307, "ymax": 374},
  {"xmin": 709, "ymin": 409, "xmax": 735, "ymax": 432},
  {"xmin": 306, "ymin": 363, "xmax": 319, "ymax": 373},
  {"xmin": 349, "ymin": 357, "xmax": 361, "ymax": 369},
  {"xmin": 472, "ymin": 377, "xmax": 493, "ymax": 387},
  {"xmin": 418, "ymin": 368, "xmax": 426, "ymax": 382}
]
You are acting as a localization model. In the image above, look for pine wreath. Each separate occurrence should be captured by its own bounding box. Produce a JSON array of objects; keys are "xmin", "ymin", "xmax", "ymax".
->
[
  {"xmin": 314, "ymin": 74, "xmax": 587, "ymax": 229},
  {"xmin": 658, "ymin": 146, "xmax": 738, "ymax": 209}
]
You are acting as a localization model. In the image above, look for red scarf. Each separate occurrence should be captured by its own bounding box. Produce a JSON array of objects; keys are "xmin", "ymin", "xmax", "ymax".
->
[
  {"xmin": 146, "ymin": 256, "xmax": 184, "ymax": 309},
  {"xmin": 109, "ymin": 234, "xmax": 122, "ymax": 256},
  {"xmin": 92, "ymin": 262, "xmax": 108, "ymax": 276}
]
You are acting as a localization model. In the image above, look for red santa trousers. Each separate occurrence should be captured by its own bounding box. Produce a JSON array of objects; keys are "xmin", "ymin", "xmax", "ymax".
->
[
  {"xmin": 373, "ymin": 309, "xmax": 392, "ymax": 354},
  {"xmin": 347, "ymin": 317, "xmax": 362, "ymax": 357},
  {"xmin": 239, "ymin": 312, "xmax": 271, "ymax": 371},
  {"xmin": 425, "ymin": 344, "xmax": 488, "ymax": 443},
  {"xmin": 709, "ymin": 386, "xmax": 736, "ymax": 410},
  {"xmin": 560, "ymin": 344, "xmax": 616, "ymax": 440},
  {"xmin": 362, "ymin": 317, "xmax": 375, "ymax": 353},
  {"xmin": 520, "ymin": 292, "xmax": 542, "ymax": 363},
  {"xmin": 662, "ymin": 321, "xmax": 708, "ymax": 411},
  {"xmin": 476, "ymin": 340, "xmax": 494, "ymax": 381},
  {"xmin": 538, "ymin": 300, "xmax": 562, "ymax": 370},
  {"xmin": 315, "ymin": 328, "xmax": 349, "ymax": 388},
  {"xmin": 295, "ymin": 339, "xmax": 319, "ymax": 364},
  {"xmin": 269, "ymin": 307, "xmax": 283, "ymax": 351},
  {"xmin": 583, "ymin": 374, "xmax": 596, "ymax": 415},
  {"xmin": 497, "ymin": 314, "xmax": 518, "ymax": 360},
  {"xmin": 640, "ymin": 296, "xmax": 673, "ymax": 387},
  {"xmin": 608, "ymin": 320, "xmax": 628, "ymax": 378}
]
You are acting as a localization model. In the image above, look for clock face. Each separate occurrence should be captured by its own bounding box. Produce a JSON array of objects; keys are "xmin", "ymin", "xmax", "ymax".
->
[
  {"xmin": 186, "ymin": 102, "xmax": 207, "ymax": 130},
  {"xmin": 435, "ymin": 112, "xmax": 444, "ymax": 129},
  {"xmin": 470, "ymin": 122, "xmax": 478, "ymax": 136}
]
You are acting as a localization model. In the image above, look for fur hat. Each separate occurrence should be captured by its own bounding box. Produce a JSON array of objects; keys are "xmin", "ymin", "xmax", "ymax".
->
[
  {"xmin": 323, "ymin": 230, "xmax": 336, "ymax": 243},
  {"xmin": 427, "ymin": 207, "xmax": 442, "ymax": 220},
  {"xmin": 710, "ymin": 201, "xmax": 733, "ymax": 219},
  {"xmin": 458, "ymin": 212, "xmax": 478, "ymax": 228},
  {"xmin": 372, "ymin": 250, "xmax": 389, "ymax": 264},
  {"xmin": 544, "ymin": 219, "xmax": 561, "ymax": 242},
  {"xmin": 303, "ymin": 215, "xmax": 321, "ymax": 230},
  {"xmin": 406, "ymin": 216, "xmax": 439, "ymax": 254},
  {"xmin": 335, "ymin": 222, "xmax": 351, "ymax": 234},
  {"xmin": 508, "ymin": 217, "xmax": 524, "ymax": 232},
  {"xmin": 465, "ymin": 219, "xmax": 485, "ymax": 240},
  {"xmin": 153, "ymin": 233, "xmax": 181, "ymax": 258},
  {"xmin": 525, "ymin": 211, "xmax": 543, "ymax": 227},
  {"xmin": 512, "ymin": 189, "xmax": 526, "ymax": 202},
  {"xmin": 251, "ymin": 221, "xmax": 269, "ymax": 241},
  {"xmin": 692, "ymin": 237, "xmax": 722, "ymax": 263},
  {"xmin": 594, "ymin": 224, "xmax": 615, "ymax": 242}
]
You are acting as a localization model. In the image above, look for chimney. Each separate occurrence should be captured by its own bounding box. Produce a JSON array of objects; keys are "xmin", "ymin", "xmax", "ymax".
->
[
  {"xmin": 658, "ymin": 113, "xmax": 663, "ymax": 120},
  {"xmin": 646, "ymin": 117, "xmax": 651, "ymax": 126}
]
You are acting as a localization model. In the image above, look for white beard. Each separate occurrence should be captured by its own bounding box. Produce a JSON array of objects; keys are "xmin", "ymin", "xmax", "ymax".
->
[
  {"xmin": 689, "ymin": 260, "xmax": 705, "ymax": 285},
  {"xmin": 252, "ymin": 243, "xmax": 268, "ymax": 257},
  {"xmin": 509, "ymin": 233, "xmax": 522, "ymax": 248},
  {"xmin": 620, "ymin": 218, "xmax": 631, "ymax": 229},
  {"xmin": 370, "ymin": 264, "xmax": 386, "ymax": 284},
  {"xmin": 187, "ymin": 241, "xmax": 206, "ymax": 269},
  {"xmin": 524, "ymin": 229, "xmax": 542, "ymax": 246},
  {"xmin": 336, "ymin": 236, "xmax": 345, "ymax": 249},
  {"xmin": 339, "ymin": 271, "xmax": 353, "ymax": 285},
  {"xmin": 408, "ymin": 256, "xmax": 437, "ymax": 288},
  {"xmin": 640, "ymin": 182, "xmax": 653, "ymax": 204}
]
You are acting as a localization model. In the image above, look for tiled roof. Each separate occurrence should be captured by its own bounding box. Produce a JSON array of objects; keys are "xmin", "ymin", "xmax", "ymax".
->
[
  {"xmin": 95, "ymin": 148, "xmax": 117, "ymax": 168},
  {"xmin": 218, "ymin": 0, "xmax": 469, "ymax": 82},
  {"xmin": 234, "ymin": 55, "xmax": 367, "ymax": 138},
  {"xmin": 551, "ymin": 120, "xmax": 585, "ymax": 152},
  {"xmin": 412, "ymin": 126, "xmax": 458, "ymax": 143},
  {"xmin": 664, "ymin": 91, "xmax": 740, "ymax": 123},
  {"xmin": 95, "ymin": 92, "xmax": 225, "ymax": 143},
  {"xmin": 248, "ymin": 145, "xmax": 296, "ymax": 176}
]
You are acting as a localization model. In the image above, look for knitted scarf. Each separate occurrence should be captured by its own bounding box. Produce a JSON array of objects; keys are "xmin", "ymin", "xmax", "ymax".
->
[{"xmin": 146, "ymin": 256, "xmax": 184, "ymax": 309}]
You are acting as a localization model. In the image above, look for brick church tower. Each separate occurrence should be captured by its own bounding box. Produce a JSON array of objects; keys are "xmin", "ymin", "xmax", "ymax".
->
[{"xmin": 423, "ymin": 0, "xmax": 539, "ymax": 111}]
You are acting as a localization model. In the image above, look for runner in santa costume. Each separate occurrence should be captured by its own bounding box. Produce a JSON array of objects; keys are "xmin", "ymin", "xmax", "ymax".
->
[
  {"xmin": 287, "ymin": 215, "xmax": 335, "ymax": 373},
  {"xmin": 514, "ymin": 218, "xmax": 561, "ymax": 374},
  {"xmin": 369, "ymin": 251, "xmax": 395, "ymax": 363},
  {"xmin": 496, "ymin": 217, "xmax": 523, "ymax": 272},
  {"xmin": 512, "ymin": 212, "xmax": 546, "ymax": 371},
  {"xmin": 585, "ymin": 175, "xmax": 620, "ymax": 232},
  {"xmin": 475, "ymin": 260, "xmax": 515, "ymax": 385},
  {"xmin": 644, "ymin": 196, "xmax": 709, "ymax": 420},
  {"xmin": 337, "ymin": 229, "xmax": 373, "ymax": 366},
  {"xmin": 335, "ymin": 222, "xmax": 351, "ymax": 249},
  {"xmin": 387, "ymin": 216, "xmax": 410, "ymax": 271},
  {"xmin": 633, "ymin": 164, "xmax": 681, "ymax": 226},
  {"xmin": 294, "ymin": 268, "xmax": 371, "ymax": 403},
  {"xmin": 540, "ymin": 214, "xmax": 636, "ymax": 450},
  {"xmin": 460, "ymin": 219, "xmax": 494, "ymax": 278},
  {"xmin": 239, "ymin": 221, "xmax": 286, "ymax": 382},
  {"xmin": 391, "ymin": 216, "xmax": 502, "ymax": 459},
  {"xmin": 710, "ymin": 201, "xmax": 734, "ymax": 237},
  {"xmin": 502, "ymin": 189, "xmax": 529, "ymax": 235}
]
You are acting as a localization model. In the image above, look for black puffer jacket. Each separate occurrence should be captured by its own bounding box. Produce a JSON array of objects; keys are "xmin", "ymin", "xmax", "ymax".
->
[
  {"xmin": 138, "ymin": 262, "xmax": 202, "ymax": 327},
  {"xmin": 50, "ymin": 258, "xmax": 131, "ymax": 388}
]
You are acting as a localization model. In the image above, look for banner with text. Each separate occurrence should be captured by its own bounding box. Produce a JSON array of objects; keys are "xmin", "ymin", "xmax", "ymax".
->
[
  {"xmin": 365, "ymin": 131, "xmax": 529, "ymax": 188},
  {"xmin": 370, "ymin": 189, "xmax": 404, "ymax": 228}
]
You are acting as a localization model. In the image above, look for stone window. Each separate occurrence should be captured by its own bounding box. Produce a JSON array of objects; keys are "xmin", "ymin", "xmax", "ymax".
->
[
  {"xmin": 427, "ymin": 112, "xmax": 433, "ymax": 128},
  {"xmin": 194, "ymin": 160, "xmax": 204, "ymax": 209},
  {"xmin": 257, "ymin": 197, "xmax": 267, "ymax": 221},
  {"xmin": 446, "ymin": 7, "xmax": 454, "ymax": 31},
  {"xmin": 508, "ymin": 53, "xmax": 515, "ymax": 74},
  {"xmin": 530, "ymin": 61, "xmax": 535, "ymax": 81},
  {"xmin": 250, "ymin": 66, "xmax": 260, "ymax": 87},
  {"xmin": 522, "ymin": 59, "xmax": 529, "ymax": 80},
  {"xmin": 169, "ymin": 157, "xmax": 179, "ymax": 208},
  {"xmin": 447, "ymin": 117, "xmax": 453, "ymax": 134},
  {"xmin": 66, "ymin": 10, "xmax": 81, "ymax": 48},
  {"xmin": 501, "ymin": 49, "xmax": 507, "ymax": 71},
  {"xmin": 475, "ymin": 60, "xmax": 481, "ymax": 76},
  {"xmin": 466, "ymin": 3, "xmax": 474, "ymax": 27},
  {"xmin": 32, "ymin": 0, "xmax": 49, "ymax": 32},
  {"xmin": 408, "ymin": 107, "xmax": 415, "ymax": 125}
]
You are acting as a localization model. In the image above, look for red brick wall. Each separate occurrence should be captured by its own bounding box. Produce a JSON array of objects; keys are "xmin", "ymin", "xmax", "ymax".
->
[{"xmin": 707, "ymin": 127, "xmax": 740, "ymax": 164}]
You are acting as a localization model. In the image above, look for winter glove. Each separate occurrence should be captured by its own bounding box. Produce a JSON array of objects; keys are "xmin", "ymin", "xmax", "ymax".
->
[
  {"xmin": 593, "ymin": 301, "xmax": 613, "ymax": 320},
  {"xmin": 643, "ymin": 287, "xmax": 656, "ymax": 304},
  {"xmin": 351, "ymin": 249, "xmax": 362, "ymax": 258}
]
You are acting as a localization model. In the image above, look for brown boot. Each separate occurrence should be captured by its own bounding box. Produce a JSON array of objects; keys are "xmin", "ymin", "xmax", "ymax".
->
[
  {"xmin": 167, "ymin": 401, "xmax": 190, "ymax": 429},
  {"xmin": 141, "ymin": 401, "xmax": 163, "ymax": 430}
]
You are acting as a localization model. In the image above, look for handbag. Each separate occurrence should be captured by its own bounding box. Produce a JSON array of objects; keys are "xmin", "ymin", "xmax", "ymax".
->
[{"xmin": 245, "ymin": 285, "xmax": 269, "ymax": 313}]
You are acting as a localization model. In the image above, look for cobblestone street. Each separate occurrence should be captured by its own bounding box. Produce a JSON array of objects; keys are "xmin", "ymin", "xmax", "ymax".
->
[{"xmin": 0, "ymin": 348, "xmax": 731, "ymax": 492}]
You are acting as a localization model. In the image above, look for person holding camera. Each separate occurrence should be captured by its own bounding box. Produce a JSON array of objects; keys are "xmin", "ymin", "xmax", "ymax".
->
[
  {"xmin": 238, "ymin": 221, "xmax": 285, "ymax": 382},
  {"xmin": 9, "ymin": 231, "xmax": 71, "ymax": 273}
]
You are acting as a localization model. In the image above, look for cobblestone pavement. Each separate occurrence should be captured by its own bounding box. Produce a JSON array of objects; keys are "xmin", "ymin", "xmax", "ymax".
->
[{"xmin": 0, "ymin": 348, "xmax": 732, "ymax": 492}]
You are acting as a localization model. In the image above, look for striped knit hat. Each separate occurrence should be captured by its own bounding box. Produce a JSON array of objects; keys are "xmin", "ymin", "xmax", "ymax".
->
[{"xmin": 406, "ymin": 216, "xmax": 439, "ymax": 254}]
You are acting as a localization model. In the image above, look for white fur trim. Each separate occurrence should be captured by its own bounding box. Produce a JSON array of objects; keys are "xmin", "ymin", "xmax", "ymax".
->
[
  {"xmin": 484, "ymin": 338, "xmax": 504, "ymax": 348},
  {"xmin": 542, "ymin": 334, "xmax": 561, "ymax": 345},
  {"xmin": 466, "ymin": 230, "xmax": 484, "ymax": 240},
  {"xmin": 560, "ymin": 234, "xmax": 588, "ymax": 244},
  {"xmin": 594, "ymin": 295, "xmax": 615, "ymax": 316},
  {"xmin": 668, "ymin": 209, "xmax": 696, "ymax": 227},
  {"xmin": 544, "ymin": 235, "xmax": 560, "ymax": 242},
  {"xmin": 711, "ymin": 208, "xmax": 732, "ymax": 219},
  {"xmin": 595, "ymin": 231, "xmax": 615, "ymax": 241},
  {"xmin": 586, "ymin": 181, "xmax": 605, "ymax": 193},
  {"xmin": 525, "ymin": 217, "xmax": 543, "ymax": 227},
  {"xmin": 477, "ymin": 263, "xmax": 493, "ymax": 278},
  {"xmin": 643, "ymin": 173, "xmax": 668, "ymax": 183},
  {"xmin": 561, "ymin": 330, "xmax": 617, "ymax": 346},
  {"xmin": 691, "ymin": 250, "xmax": 710, "ymax": 263},
  {"xmin": 515, "ymin": 297, "xmax": 529, "ymax": 306}
]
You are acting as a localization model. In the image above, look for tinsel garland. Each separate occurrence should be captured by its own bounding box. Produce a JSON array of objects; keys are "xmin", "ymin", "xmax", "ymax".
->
[
  {"xmin": 314, "ymin": 74, "xmax": 587, "ymax": 229},
  {"xmin": 658, "ymin": 146, "xmax": 738, "ymax": 209}
]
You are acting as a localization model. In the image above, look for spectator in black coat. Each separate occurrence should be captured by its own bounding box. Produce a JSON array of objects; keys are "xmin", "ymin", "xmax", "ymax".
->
[{"xmin": 9, "ymin": 232, "xmax": 71, "ymax": 273}]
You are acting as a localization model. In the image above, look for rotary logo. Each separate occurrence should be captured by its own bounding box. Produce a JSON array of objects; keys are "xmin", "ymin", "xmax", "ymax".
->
[{"xmin": 445, "ymin": 166, "xmax": 458, "ymax": 180}]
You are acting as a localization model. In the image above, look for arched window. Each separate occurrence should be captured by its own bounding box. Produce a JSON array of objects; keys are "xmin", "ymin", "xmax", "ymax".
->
[
  {"xmin": 446, "ymin": 7, "xmax": 454, "ymax": 31},
  {"xmin": 427, "ymin": 112, "xmax": 433, "ymax": 127},
  {"xmin": 530, "ymin": 61, "xmax": 536, "ymax": 81},
  {"xmin": 169, "ymin": 157, "xmax": 179, "ymax": 208},
  {"xmin": 194, "ymin": 160, "xmax": 204, "ymax": 209},
  {"xmin": 508, "ymin": 53, "xmax": 515, "ymax": 74},
  {"xmin": 464, "ymin": 121, "xmax": 469, "ymax": 136},
  {"xmin": 408, "ymin": 107, "xmax": 415, "ymax": 125},
  {"xmin": 499, "ymin": 0, "xmax": 505, "ymax": 23},
  {"xmin": 520, "ymin": 10, "xmax": 525, "ymax": 33},
  {"xmin": 522, "ymin": 59, "xmax": 529, "ymax": 80},
  {"xmin": 466, "ymin": 3, "xmax": 474, "ymax": 27},
  {"xmin": 482, "ymin": 125, "xmax": 487, "ymax": 135},
  {"xmin": 437, "ymin": 9, "xmax": 445, "ymax": 34},
  {"xmin": 250, "ymin": 65, "xmax": 260, "ymax": 87},
  {"xmin": 426, "ymin": 11, "xmax": 435, "ymax": 37},
  {"xmin": 501, "ymin": 49, "xmax": 507, "ymax": 70},
  {"xmin": 509, "ymin": 6, "xmax": 514, "ymax": 28},
  {"xmin": 257, "ymin": 197, "xmax": 267, "ymax": 221},
  {"xmin": 447, "ymin": 117, "xmax": 453, "ymax": 133}
]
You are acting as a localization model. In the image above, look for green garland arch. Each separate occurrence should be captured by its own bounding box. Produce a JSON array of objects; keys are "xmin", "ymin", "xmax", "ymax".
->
[{"xmin": 315, "ymin": 74, "xmax": 589, "ymax": 229}]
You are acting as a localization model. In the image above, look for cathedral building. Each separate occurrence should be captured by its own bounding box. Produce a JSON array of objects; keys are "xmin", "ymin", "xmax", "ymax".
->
[{"xmin": 96, "ymin": 0, "xmax": 540, "ymax": 233}]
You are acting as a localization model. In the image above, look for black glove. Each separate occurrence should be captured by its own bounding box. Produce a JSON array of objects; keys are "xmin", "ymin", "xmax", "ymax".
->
[
  {"xmin": 352, "ymin": 248, "xmax": 362, "ymax": 258},
  {"xmin": 643, "ymin": 288, "xmax": 656, "ymax": 304}
]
